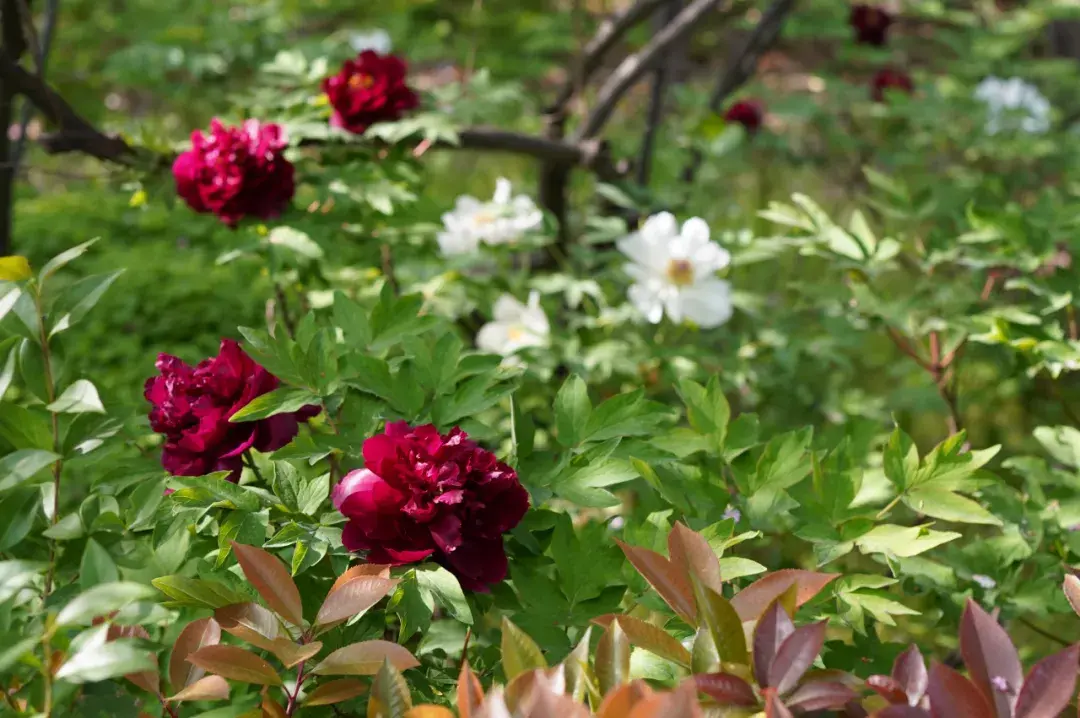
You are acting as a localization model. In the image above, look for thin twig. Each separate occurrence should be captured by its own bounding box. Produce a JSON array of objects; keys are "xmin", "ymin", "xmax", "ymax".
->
[
  {"xmin": 380, "ymin": 244, "xmax": 398, "ymax": 295},
  {"xmin": 1017, "ymin": 616, "xmax": 1072, "ymax": 648},
  {"xmin": 272, "ymin": 282, "xmax": 297, "ymax": 339},
  {"xmin": 575, "ymin": 0, "xmax": 729, "ymax": 141},
  {"xmin": 885, "ymin": 325, "xmax": 931, "ymax": 371},
  {"xmin": 682, "ymin": 0, "xmax": 796, "ymax": 183},
  {"xmin": 549, "ymin": 0, "xmax": 668, "ymax": 116},
  {"xmin": 11, "ymin": 0, "xmax": 60, "ymax": 172},
  {"xmin": 636, "ymin": 0, "xmax": 682, "ymax": 186}
]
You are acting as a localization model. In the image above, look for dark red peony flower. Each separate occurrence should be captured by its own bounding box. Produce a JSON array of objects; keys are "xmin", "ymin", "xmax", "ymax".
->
[
  {"xmin": 322, "ymin": 50, "xmax": 420, "ymax": 135},
  {"xmin": 145, "ymin": 339, "xmax": 319, "ymax": 480},
  {"xmin": 871, "ymin": 68, "xmax": 914, "ymax": 102},
  {"xmin": 172, "ymin": 119, "xmax": 295, "ymax": 227},
  {"xmin": 850, "ymin": 4, "xmax": 893, "ymax": 46},
  {"xmin": 724, "ymin": 100, "xmax": 765, "ymax": 134},
  {"xmin": 333, "ymin": 422, "xmax": 530, "ymax": 591}
]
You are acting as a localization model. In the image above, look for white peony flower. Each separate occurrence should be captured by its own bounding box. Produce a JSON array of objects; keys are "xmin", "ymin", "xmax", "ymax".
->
[
  {"xmin": 974, "ymin": 76, "xmax": 1051, "ymax": 135},
  {"xmin": 617, "ymin": 212, "xmax": 733, "ymax": 328},
  {"xmin": 348, "ymin": 29, "xmax": 393, "ymax": 54},
  {"xmin": 436, "ymin": 178, "xmax": 544, "ymax": 257},
  {"xmin": 476, "ymin": 291, "xmax": 550, "ymax": 357}
]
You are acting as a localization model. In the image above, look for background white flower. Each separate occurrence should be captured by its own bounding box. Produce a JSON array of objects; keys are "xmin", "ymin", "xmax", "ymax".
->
[
  {"xmin": 617, "ymin": 212, "xmax": 733, "ymax": 328},
  {"xmin": 348, "ymin": 29, "xmax": 393, "ymax": 54},
  {"xmin": 974, "ymin": 76, "xmax": 1051, "ymax": 135},
  {"xmin": 436, "ymin": 178, "xmax": 544, "ymax": 256},
  {"xmin": 476, "ymin": 291, "xmax": 550, "ymax": 357}
]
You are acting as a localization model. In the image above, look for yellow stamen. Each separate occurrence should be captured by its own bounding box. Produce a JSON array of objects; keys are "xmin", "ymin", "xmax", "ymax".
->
[
  {"xmin": 666, "ymin": 259, "xmax": 695, "ymax": 287},
  {"xmin": 348, "ymin": 74, "xmax": 375, "ymax": 90}
]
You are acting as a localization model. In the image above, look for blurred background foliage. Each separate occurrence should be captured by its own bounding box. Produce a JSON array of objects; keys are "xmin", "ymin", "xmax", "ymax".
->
[{"xmin": 14, "ymin": 0, "xmax": 1080, "ymax": 456}]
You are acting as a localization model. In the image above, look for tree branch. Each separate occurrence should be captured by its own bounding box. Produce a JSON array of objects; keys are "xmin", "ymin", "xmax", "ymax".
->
[
  {"xmin": 682, "ymin": 0, "xmax": 796, "ymax": 183},
  {"xmin": 575, "ymin": 0, "xmax": 729, "ymax": 141},
  {"xmin": 0, "ymin": 46, "xmax": 139, "ymax": 165},
  {"xmin": 636, "ymin": 0, "xmax": 682, "ymax": 186},
  {"xmin": 548, "ymin": 0, "xmax": 668, "ymax": 117},
  {"xmin": 11, "ymin": 0, "xmax": 59, "ymax": 171}
]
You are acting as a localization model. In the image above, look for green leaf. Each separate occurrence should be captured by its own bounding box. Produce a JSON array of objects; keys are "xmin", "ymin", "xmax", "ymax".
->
[
  {"xmin": 49, "ymin": 271, "xmax": 124, "ymax": 337},
  {"xmin": 297, "ymin": 474, "xmax": 330, "ymax": 516},
  {"xmin": 56, "ymin": 582, "xmax": 158, "ymax": 626},
  {"xmin": 752, "ymin": 427, "xmax": 813, "ymax": 493},
  {"xmin": 151, "ymin": 575, "xmax": 251, "ymax": 609},
  {"xmin": 415, "ymin": 566, "xmax": 473, "ymax": 624},
  {"xmin": 678, "ymin": 377, "xmax": 730, "ymax": 444},
  {"xmin": 80, "ymin": 538, "xmax": 119, "ymax": 589},
  {"xmin": 0, "ymin": 487, "xmax": 39, "ymax": 550},
  {"xmin": 332, "ymin": 292, "xmax": 372, "ymax": 349},
  {"xmin": 230, "ymin": 388, "xmax": 320, "ymax": 422},
  {"xmin": 555, "ymin": 375, "xmax": 591, "ymax": 447},
  {"xmin": 39, "ymin": 239, "xmax": 99, "ymax": 281},
  {"xmin": 268, "ymin": 226, "xmax": 324, "ymax": 259},
  {"xmin": 168, "ymin": 474, "xmax": 262, "ymax": 512},
  {"xmin": 0, "ymin": 336, "xmax": 17, "ymax": 400},
  {"xmin": 57, "ymin": 635, "xmax": 155, "ymax": 684},
  {"xmin": 501, "ymin": 617, "xmax": 546, "ymax": 680},
  {"xmin": 902, "ymin": 488, "xmax": 1003, "ymax": 526},
  {"xmin": 0, "ymin": 403, "xmax": 52, "ymax": 450},
  {"xmin": 367, "ymin": 658, "xmax": 412, "ymax": 718},
  {"xmin": 717, "ymin": 557, "xmax": 767, "ymax": 580},
  {"xmin": 126, "ymin": 478, "xmax": 166, "ymax": 531},
  {"xmin": 883, "ymin": 427, "xmax": 919, "ymax": 490},
  {"xmin": 42, "ymin": 512, "xmax": 85, "ymax": 540},
  {"xmin": 0, "ymin": 449, "xmax": 59, "ymax": 492},
  {"xmin": 0, "ymin": 560, "xmax": 44, "ymax": 602},
  {"xmin": 46, "ymin": 379, "xmax": 105, "ymax": 414},
  {"xmin": 0, "ymin": 637, "xmax": 36, "ymax": 674},
  {"xmin": 582, "ymin": 391, "xmax": 670, "ymax": 444},
  {"xmin": 692, "ymin": 580, "xmax": 748, "ymax": 665},
  {"xmin": 854, "ymin": 524, "xmax": 961, "ymax": 558}
]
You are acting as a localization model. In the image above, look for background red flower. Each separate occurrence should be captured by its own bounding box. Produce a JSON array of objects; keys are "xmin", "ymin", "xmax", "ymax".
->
[
  {"xmin": 850, "ymin": 4, "xmax": 893, "ymax": 46},
  {"xmin": 871, "ymin": 68, "xmax": 914, "ymax": 102},
  {"xmin": 323, "ymin": 50, "xmax": 420, "ymax": 134},
  {"xmin": 724, "ymin": 100, "xmax": 765, "ymax": 133},
  {"xmin": 333, "ymin": 422, "xmax": 530, "ymax": 591},
  {"xmin": 172, "ymin": 119, "xmax": 295, "ymax": 226}
]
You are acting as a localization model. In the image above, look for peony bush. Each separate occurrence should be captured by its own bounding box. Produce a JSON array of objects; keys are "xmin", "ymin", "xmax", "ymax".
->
[{"xmin": 4, "ymin": 1, "xmax": 1080, "ymax": 717}]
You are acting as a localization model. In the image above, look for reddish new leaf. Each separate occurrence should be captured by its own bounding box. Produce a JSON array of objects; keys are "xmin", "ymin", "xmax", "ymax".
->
[
  {"xmin": 730, "ymin": 570, "xmax": 840, "ymax": 622},
  {"xmin": 331, "ymin": 563, "xmax": 392, "ymax": 594},
  {"xmin": 875, "ymin": 707, "xmax": 931, "ymax": 718},
  {"xmin": 1064, "ymin": 575, "xmax": 1080, "ymax": 618},
  {"xmin": 1014, "ymin": 644, "xmax": 1080, "ymax": 718},
  {"xmin": 763, "ymin": 688, "xmax": 794, "ymax": 718},
  {"xmin": 867, "ymin": 675, "xmax": 909, "ymax": 704},
  {"xmin": 668, "ymin": 523, "xmax": 723, "ymax": 595},
  {"xmin": 785, "ymin": 681, "xmax": 858, "ymax": 711},
  {"xmin": 692, "ymin": 673, "xmax": 756, "ymax": 706},
  {"xmin": 596, "ymin": 680, "xmax": 654, "ymax": 718},
  {"xmin": 615, "ymin": 539, "xmax": 695, "ymax": 624},
  {"xmin": 167, "ymin": 674, "xmax": 230, "ymax": 702},
  {"xmin": 959, "ymin": 599, "xmax": 1022, "ymax": 718},
  {"xmin": 315, "ymin": 576, "xmax": 399, "ymax": 628},
  {"xmin": 231, "ymin": 542, "xmax": 305, "ymax": 627},
  {"xmin": 892, "ymin": 644, "xmax": 928, "ymax": 704},
  {"xmin": 169, "ymin": 617, "xmax": 221, "ymax": 691},
  {"xmin": 457, "ymin": 661, "xmax": 484, "ymax": 718},
  {"xmin": 926, "ymin": 662, "xmax": 993, "ymax": 717},
  {"xmin": 767, "ymin": 620, "xmax": 827, "ymax": 696},
  {"xmin": 303, "ymin": 678, "xmax": 368, "ymax": 707},
  {"xmin": 187, "ymin": 644, "xmax": 282, "ymax": 686},
  {"xmin": 595, "ymin": 620, "xmax": 631, "ymax": 695},
  {"xmin": 312, "ymin": 639, "xmax": 420, "ymax": 676},
  {"xmin": 592, "ymin": 615, "xmax": 691, "ymax": 667},
  {"xmin": 754, "ymin": 599, "xmax": 795, "ymax": 687},
  {"xmin": 261, "ymin": 697, "xmax": 288, "ymax": 718}
]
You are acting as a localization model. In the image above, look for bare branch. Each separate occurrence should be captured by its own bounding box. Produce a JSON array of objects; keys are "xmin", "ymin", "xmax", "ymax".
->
[
  {"xmin": 682, "ymin": 0, "xmax": 796, "ymax": 183},
  {"xmin": 575, "ymin": 0, "xmax": 729, "ymax": 141},
  {"xmin": 549, "ymin": 0, "xmax": 667, "ymax": 115},
  {"xmin": 637, "ymin": 0, "xmax": 682, "ymax": 186},
  {"xmin": 0, "ymin": 46, "xmax": 139, "ymax": 164},
  {"xmin": 12, "ymin": 0, "xmax": 60, "ymax": 170},
  {"xmin": 706, "ymin": 0, "xmax": 795, "ymax": 114}
]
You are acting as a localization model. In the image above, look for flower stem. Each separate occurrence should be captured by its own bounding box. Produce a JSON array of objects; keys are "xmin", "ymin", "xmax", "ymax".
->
[
  {"xmin": 35, "ymin": 285, "xmax": 61, "ymax": 717},
  {"xmin": 243, "ymin": 450, "xmax": 266, "ymax": 485},
  {"xmin": 285, "ymin": 633, "xmax": 311, "ymax": 716}
]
